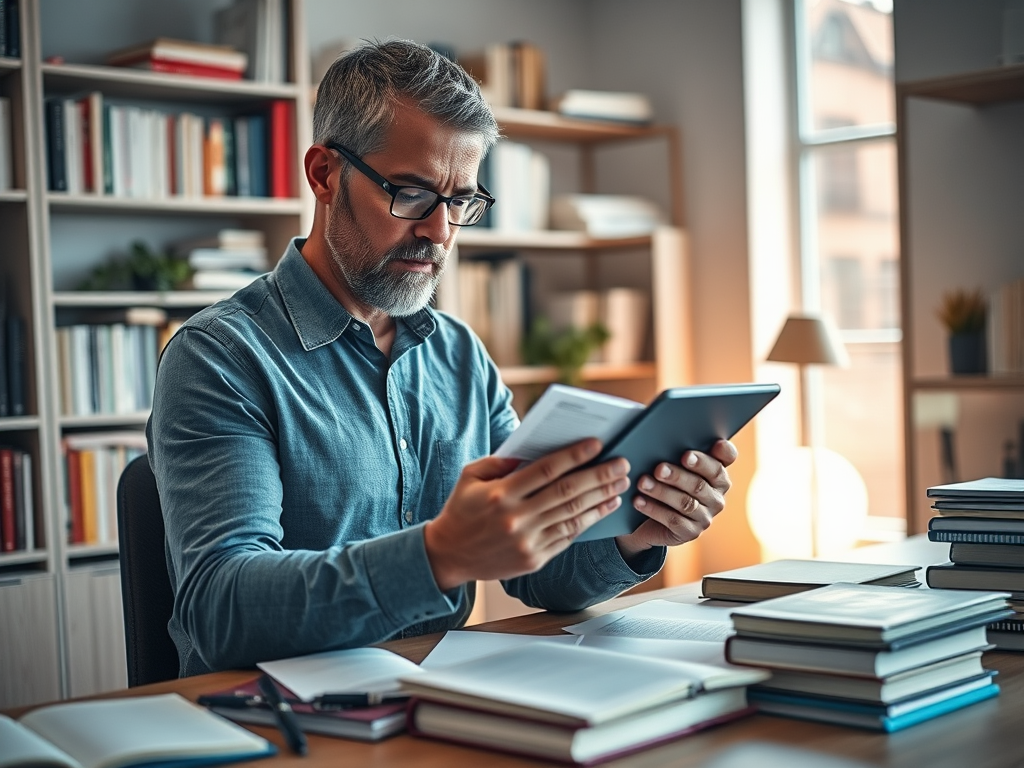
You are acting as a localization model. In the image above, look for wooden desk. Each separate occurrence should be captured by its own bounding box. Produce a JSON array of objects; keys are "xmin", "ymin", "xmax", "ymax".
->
[{"xmin": 11, "ymin": 537, "xmax": 1024, "ymax": 767}]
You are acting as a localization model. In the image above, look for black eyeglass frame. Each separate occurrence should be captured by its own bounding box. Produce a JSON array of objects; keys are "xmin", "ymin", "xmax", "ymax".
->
[{"xmin": 326, "ymin": 142, "xmax": 495, "ymax": 227}]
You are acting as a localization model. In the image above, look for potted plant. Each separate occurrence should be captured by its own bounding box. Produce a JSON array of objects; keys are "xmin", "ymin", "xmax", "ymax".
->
[
  {"xmin": 522, "ymin": 317, "xmax": 610, "ymax": 387},
  {"xmin": 78, "ymin": 241, "xmax": 193, "ymax": 292},
  {"xmin": 936, "ymin": 288, "xmax": 987, "ymax": 375}
]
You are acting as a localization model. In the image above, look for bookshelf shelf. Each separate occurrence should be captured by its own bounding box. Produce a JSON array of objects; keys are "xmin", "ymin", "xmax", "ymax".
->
[
  {"xmin": 0, "ymin": 190, "xmax": 27, "ymax": 202},
  {"xmin": 899, "ymin": 62, "xmax": 1024, "ymax": 105},
  {"xmin": 66, "ymin": 543, "xmax": 120, "ymax": 560},
  {"xmin": 499, "ymin": 362, "xmax": 657, "ymax": 386},
  {"xmin": 0, "ymin": 57, "xmax": 20, "ymax": 71},
  {"xmin": 52, "ymin": 290, "xmax": 233, "ymax": 307},
  {"xmin": 912, "ymin": 375, "xmax": 1024, "ymax": 391},
  {"xmin": 458, "ymin": 229, "xmax": 652, "ymax": 251},
  {"xmin": 46, "ymin": 194, "xmax": 304, "ymax": 216},
  {"xmin": 0, "ymin": 550, "xmax": 49, "ymax": 568},
  {"xmin": 41, "ymin": 63, "xmax": 302, "ymax": 103},
  {"xmin": 0, "ymin": 416, "xmax": 41, "ymax": 431},
  {"xmin": 58, "ymin": 413, "xmax": 150, "ymax": 428},
  {"xmin": 492, "ymin": 106, "xmax": 672, "ymax": 143}
]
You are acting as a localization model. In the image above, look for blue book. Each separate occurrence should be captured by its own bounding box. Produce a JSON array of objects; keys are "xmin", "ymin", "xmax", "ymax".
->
[
  {"xmin": 748, "ymin": 676, "xmax": 999, "ymax": 733},
  {"xmin": 44, "ymin": 98, "xmax": 66, "ymax": 192},
  {"xmin": 247, "ymin": 114, "xmax": 268, "ymax": 197}
]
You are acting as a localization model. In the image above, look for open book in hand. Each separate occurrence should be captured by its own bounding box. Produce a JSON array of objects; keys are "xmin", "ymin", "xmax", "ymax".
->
[
  {"xmin": 495, "ymin": 382, "xmax": 780, "ymax": 541},
  {"xmin": 0, "ymin": 693, "xmax": 274, "ymax": 768},
  {"xmin": 402, "ymin": 642, "xmax": 767, "ymax": 765}
]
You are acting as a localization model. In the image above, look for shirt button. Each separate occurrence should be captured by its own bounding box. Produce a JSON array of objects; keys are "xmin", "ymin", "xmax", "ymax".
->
[
  {"xmin": 351, "ymin": 323, "xmax": 360, "ymax": 331},
  {"xmin": 404, "ymin": 509, "xmax": 413, "ymax": 523},
  {"xmin": 399, "ymin": 438, "xmax": 408, "ymax": 450}
]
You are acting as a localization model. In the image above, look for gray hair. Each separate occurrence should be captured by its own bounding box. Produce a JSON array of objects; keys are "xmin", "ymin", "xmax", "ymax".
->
[{"xmin": 313, "ymin": 39, "xmax": 500, "ymax": 158}]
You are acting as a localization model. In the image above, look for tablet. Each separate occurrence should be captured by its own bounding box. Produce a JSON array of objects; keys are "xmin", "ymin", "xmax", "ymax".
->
[{"xmin": 576, "ymin": 382, "xmax": 781, "ymax": 542}]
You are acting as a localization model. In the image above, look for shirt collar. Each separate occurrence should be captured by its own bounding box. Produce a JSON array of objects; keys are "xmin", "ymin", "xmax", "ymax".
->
[{"xmin": 274, "ymin": 237, "xmax": 437, "ymax": 351}]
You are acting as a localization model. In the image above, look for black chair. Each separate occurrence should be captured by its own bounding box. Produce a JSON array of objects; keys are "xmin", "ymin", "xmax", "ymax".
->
[{"xmin": 116, "ymin": 455, "xmax": 180, "ymax": 687}]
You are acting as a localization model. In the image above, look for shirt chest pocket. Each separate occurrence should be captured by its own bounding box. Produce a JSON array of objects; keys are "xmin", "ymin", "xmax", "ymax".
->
[{"xmin": 423, "ymin": 437, "xmax": 479, "ymax": 521}]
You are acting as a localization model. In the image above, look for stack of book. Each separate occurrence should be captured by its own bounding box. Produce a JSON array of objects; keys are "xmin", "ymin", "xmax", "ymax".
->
[
  {"xmin": 401, "ymin": 643, "xmax": 768, "ymax": 764},
  {"xmin": 173, "ymin": 229, "xmax": 269, "ymax": 291},
  {"xmin": 725, "ymin": 582, "xmax": 1010, "ymax": 731},
  {"xmin": 214, "ymin": 0, "xmax": 287, "ymax": 83},
  {"xmin": 551, "ymin": 90, "xmax": 653, "ymax": 124},
  {"xmin": 549, "ymin": 194, "xmax": 665, "ymax": 239},
  {"xmin": 701, "ymin": 559, "xmax": 920, "ymax": 602},
  {"xmin": 0, "ymin": 445, "xmax": 33, "ymax": 553},
  {"xmin": 0, "ymin": 0, "xmax": 20, "ymax": 59},
  {"xmin": 458, "ymin": 41, "xmax": 546, "ymax": 110},
  {"xmin": 106, "ymin": 37, "xmax": 248, "ymax": 80},
  {"xmin": 925, "ymin": 477, "xmax": 1024, "ymax": 650},
  {"xmin": 455, "ymin": 253, "xmax": 528, "ymax": 367}
]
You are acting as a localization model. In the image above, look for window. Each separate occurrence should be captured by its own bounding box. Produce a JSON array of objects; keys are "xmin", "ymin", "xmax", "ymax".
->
[{"xmin": 795, "ymin": 0, "xmax": 904, "ymax": 534}]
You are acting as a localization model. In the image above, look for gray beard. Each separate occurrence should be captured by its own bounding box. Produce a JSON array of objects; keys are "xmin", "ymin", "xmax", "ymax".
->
[{"xmin": 342, "ymin": 240, "xmax": 446, "ymax": 318}]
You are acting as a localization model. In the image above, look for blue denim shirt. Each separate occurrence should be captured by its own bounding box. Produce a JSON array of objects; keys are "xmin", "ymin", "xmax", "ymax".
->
[{"xmin": 147, "ymin": 238, "xmax": 664, "ymax": 676}]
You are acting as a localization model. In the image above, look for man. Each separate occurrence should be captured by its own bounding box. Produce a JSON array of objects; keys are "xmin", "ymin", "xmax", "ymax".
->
[{"xmin": 148, "ymin": 39, "xmax": 737, "ymax": 677}]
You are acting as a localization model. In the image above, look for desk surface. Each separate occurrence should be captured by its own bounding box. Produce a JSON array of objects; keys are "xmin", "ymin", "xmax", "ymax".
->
[{"xmin": 13, "ymin": 537, "xmax": 1024, "ymax": 767}]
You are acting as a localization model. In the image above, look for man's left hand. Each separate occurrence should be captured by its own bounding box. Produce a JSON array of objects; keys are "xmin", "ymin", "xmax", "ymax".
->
[{"xmin": 614, "ymin": 439, "xmax": 738, "ymax": 561}]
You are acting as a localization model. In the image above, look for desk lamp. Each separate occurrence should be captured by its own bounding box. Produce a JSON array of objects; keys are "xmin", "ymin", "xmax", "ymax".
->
[{"xmin": 748, "ymin": 314, "xmax": 867, "ymax": 558}]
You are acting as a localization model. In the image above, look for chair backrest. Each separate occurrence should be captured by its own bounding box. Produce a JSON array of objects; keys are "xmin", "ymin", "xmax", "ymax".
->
[{"xmin": 116, "ymin": 455, "xmax": 179, "ymax": 687}]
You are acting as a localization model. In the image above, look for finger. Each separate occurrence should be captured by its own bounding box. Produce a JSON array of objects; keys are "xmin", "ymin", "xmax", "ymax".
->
[
  {"xmin": 536, "ymin": 495, "xmax": 623, "ymax": 550},
  {"xmin": 640, "ymin": 462, "xmax": 726, "ymax": 518},
  {"xmin": 633, "ymin": 493, "xmax": 710, "ymax": 543},
  {"xmin": 710, "ymin": 439, "xmax": 739, "ymax": 467},
  {"xmin": 537, "ymin": 473, "xmax": 629, "ymax": 528},
  {"xmin": 464, "ymin": 454, "xmax": 524, "ymax": 482},
  {"xmin": 528, "ymin": 457, "xmax": 630, "ymax": 516},
  {"xmin": 679, "ymin": 449, "xmax": 732, "ymax": 495},
  {"xmin": 508, "ymin": 438, "xmax": 604, "ymax": 499}
]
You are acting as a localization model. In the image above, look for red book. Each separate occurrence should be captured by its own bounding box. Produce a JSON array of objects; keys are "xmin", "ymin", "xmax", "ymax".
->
[
  {"xmin": 269, "ymin": 99, "xmax": 296, "ymax": 199},
  {"xmin": 138, "ymin": 58, "xmax": 245, "ymax": 80},
  {"xmin": 0, "ymin": 448, "xmax": 15, "ymax": 552},
  {"xmin": 65, "ymin": 446, "xmax": 84, "ymax": 544}
]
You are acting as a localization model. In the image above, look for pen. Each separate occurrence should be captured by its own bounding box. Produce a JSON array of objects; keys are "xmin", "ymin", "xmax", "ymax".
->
[
  {"xmin": 257, "ymin": 673, "xmax": 308, "ymax": 756},
  {"xmin": 313, "ymin": 692, "xmax": 412, "ymax": 709},
  {"xmin": 197, "ymin": 693, "xmax": 268, "ymax": 709}
]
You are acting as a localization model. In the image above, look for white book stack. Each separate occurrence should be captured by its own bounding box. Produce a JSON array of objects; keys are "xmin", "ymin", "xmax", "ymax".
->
[
  {"xmin": 215, "ymin": 0, "xmax": 286, "ymax": 82},
  {"xmin": 456, "ymin": 255, "xmax": 526, "ymax": 367},
  {"xmin": 553, "ymin": 89, "xmax": 653, "ymax": 124},
  {"xmin": 550, "ymin": 194, "xmax": 665, "ymax": 239},
  {"xmin": 175, "ymin": 228, "xmax": 269, "ymax": 291}
]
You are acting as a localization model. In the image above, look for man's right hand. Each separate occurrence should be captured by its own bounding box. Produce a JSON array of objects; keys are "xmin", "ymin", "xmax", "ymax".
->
[{"xmin": 423, "ymin": 439, "xmax": 630, "ymax": 591}]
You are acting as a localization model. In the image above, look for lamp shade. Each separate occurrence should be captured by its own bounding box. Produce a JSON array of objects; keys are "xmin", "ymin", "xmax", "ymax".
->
[{"xmin": 766, "ymin": 314, "xmax": 850, "ymax": 367}]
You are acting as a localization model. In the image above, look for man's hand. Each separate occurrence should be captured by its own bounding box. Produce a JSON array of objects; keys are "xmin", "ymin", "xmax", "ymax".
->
[
  {"xmin": 614, "ymin": 439, "xmax": 738, "ymax": 561},
  {"xmin": 423, "ymin": 439, "xmax": 630, "ymax": 591}
]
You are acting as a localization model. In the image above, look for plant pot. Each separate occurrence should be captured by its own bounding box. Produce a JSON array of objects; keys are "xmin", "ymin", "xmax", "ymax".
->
[{"xmin": 949, "ymin": 332, "xmax": 987, "ymax": 375}]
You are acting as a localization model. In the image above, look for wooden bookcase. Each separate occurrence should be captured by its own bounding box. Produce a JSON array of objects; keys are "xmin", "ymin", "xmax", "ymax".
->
[
  {"xmin": 898, "ymin": 64, "xmax": 1024, "ymax": 533},
  {"xmin": 0, "ymin": 0, "xmax": 312, "ymax": 708}
]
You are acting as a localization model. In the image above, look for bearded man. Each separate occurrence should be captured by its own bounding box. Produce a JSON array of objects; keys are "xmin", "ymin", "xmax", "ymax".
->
[{"xmin": 148, "ymin": 39, "xmax": 737, "ymax": 677}]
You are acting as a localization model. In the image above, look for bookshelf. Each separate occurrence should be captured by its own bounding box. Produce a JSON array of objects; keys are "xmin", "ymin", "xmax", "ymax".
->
[
  {"xmin": 445, "ymin": 109, "xmax": 690, "ymax": 410},
  {"xmin": 0, "ymin": 0, "xmax": 312, "ymax": 708},
  {"xmin": 897, "ymin": 63, "xmax": 1024, "ymax": 534}
]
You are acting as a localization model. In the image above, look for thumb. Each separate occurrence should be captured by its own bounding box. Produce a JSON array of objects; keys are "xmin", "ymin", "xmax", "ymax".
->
[{"xmin": 463, "ymin": 454, "xmax": 522, "ymax": 482}]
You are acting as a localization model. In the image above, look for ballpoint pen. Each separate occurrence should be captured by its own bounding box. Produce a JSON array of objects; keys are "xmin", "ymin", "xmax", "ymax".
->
[
  {"xmin": 312, "ymin": 692, "xmax": 412, "ymax": 710},
  {"xmin": 257, "ymin": 673, "xmax": 308, "ymax": 756}
]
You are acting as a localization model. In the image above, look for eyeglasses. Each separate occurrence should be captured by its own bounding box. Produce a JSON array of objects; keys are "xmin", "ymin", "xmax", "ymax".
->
[{"xmin": 327, "ymin": 143, "xmax": 495, "ymax": 227}]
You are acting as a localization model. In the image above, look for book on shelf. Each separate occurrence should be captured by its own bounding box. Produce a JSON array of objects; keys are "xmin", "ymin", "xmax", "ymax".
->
[
  {"xmin": 173, "ymin": 229, "xmax": 269, "ymax": 271},
  {"xmin": 105, "ymin": 37, "xmax": 248, "ymax": 79},
  {"xmin": 746, "ymin": 674, "xmax": 999, "ymax": 733},
  {"xmin": 749, "ymin": 651, "xmax": 988, "ymax": 705},
  {"xmin": 552, "ymin": 89, "xmax": 654, "ymax": 124},
  {"xmin": 0, "ymin": 693, "xmax": 275, "ymax": 768},
  {"xmin": 268, "ymin": 99, "xmax": 296, "ymax": 199},
  {"xmin": 183, "ymin": 269, "xmax": 264, "ymax": 291},
  {"xmin": 5, "ymin": 0, "xmax": 18, "ymax": 60},
  {"xmin": 483, "ymin": 140, "xmax": 549, "ymax": 232},
  {"xmin": 199, "ymin": 677, "xmax": 406, "ymax": 742},
  {"xmin": 5, "ymin": 311, "xmax": 25, "ymax": 417},
  {"xmin": 62, "ymin": 432, "xmax": 147, "ymax": 547},
  {"xmin": 0, "ymin": 96, "xmax": 11, "ymax": 191},
  {"xmin": 454, "ymin": 252, "xmax": 528, "ymax": 367},
  {"xmin": 458, "ymin": 40, "xmax": 546, "ymax": 110},
  {"xmin": 0, "ymin": 445, "xmax": 16, "ymax": 551},
  {"xmin": 724, "ymin": 624, "xmax": 992, "ymax": 678},
  {"xmin": 495, "ymin": 382, "xmax": 779, "ymax": 541},
  {"xmin": 44, "ymin": 98, "xmax": 66, "ymax": 192},
  {"xmin": 401, "ymin": 643, "xmax": 766, "ymax": 766},
  {"xmin": 949, "ymin": 542, "xmax": 1024, "ymax": 568},
  {"xmin": 727, "ymin": 583, "xmax": 1012, "ymax": 647},
  {"xmin": 214, "ymin": 0, "xmax": 287, "ymax": 83},
  {"xmin": 549, "ymin": 195, "xmax": 666, "ymax": 239},
  {"xmin": 700, "ymin": 559, "xmax": 921, "ymax": 603},
  {"xmin": 926, "ymin": 562, "xmax": 1024, "ymax": 597},
  {"xmin": 0, "ymin": 447, "xmax": 34, "ymax": 552}
]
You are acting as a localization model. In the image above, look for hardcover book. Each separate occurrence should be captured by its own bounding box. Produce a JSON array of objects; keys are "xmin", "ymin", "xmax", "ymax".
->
[
  {"xmin": 927, "ymin": 477, "xmax": 1024, "ymax": 500},
  {"xmin": 926, "ymin": 562, "xmax": 1024, "ymax": 597},
  {"xmin": 0, "ymin": 693, "xmax": 274, "ymax": 768},
  {"xmin": 701, "ymin": 559, "xmax": 920, "ymax": 602},
  {"xmin": 728, "ymin": 582, "xmax": 1012, "ymax": 647}
]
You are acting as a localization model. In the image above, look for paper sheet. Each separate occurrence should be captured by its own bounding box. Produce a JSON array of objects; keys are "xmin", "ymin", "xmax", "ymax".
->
[
  {"xmin": 563, "ymin": 599, "xmax": 735, "ymax": 642},
  {"xmin": 258, "ymin": 647, "xmax": 423, "ymax": 701},
  {"xmin": 420, "ymin": 630, "xmax": 581, "ymax": 669}
]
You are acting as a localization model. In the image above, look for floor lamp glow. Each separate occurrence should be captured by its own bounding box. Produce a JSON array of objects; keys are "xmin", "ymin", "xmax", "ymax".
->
[{"xmin": 748, "ymin": 314, "xmax": 867, "ymax": 558}]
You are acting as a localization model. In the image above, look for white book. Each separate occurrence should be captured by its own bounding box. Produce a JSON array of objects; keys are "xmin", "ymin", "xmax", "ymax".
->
[
  {"xmin": 92, "ymin": 448, "xmax": 110, "ymax": 544},
  {"xmin": 109, "ymin": 323, "xmax": 130, "ymax": 414},
  {"xmin": 188, "ymin": 269, "xmax": 262, "ymax": 291},
  {"xmin": 0, "ymin": 693, "xmax": 273, "ymax": 768},
  {"xmin": 86, "ymin": 92, "xmax": 104, "ymax": 195},
  {"xmin": 554, "ymin": 89, "xmax": 654, "ymax": 123},
  {"xmin": 0, "ymin": 97, "xmax": 12, "ymax": 191},
  {"xmin": 187, "ymin": 248, "xmax": 268, "ymax": 271},
  {"xmin": 69, "ymin": 325, "xmax": 94, "ymax": 415},
  {"xmin": 495, "ymin": 383, "xmax": 642, "ymax": 462},
  {"xmin": 63, "ymin": 99, "xmax": 82, "ymax": 194}
]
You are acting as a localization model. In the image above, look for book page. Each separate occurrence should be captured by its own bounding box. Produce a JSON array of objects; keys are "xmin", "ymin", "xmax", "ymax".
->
[
  {"xmin": 258, "ymin": 646, "xmax": 424, "ymax": 702},
  {"xmin": 563, "ymin": 599, "xmax": 734, "ymax": 641},
  {"xmin": 494, "ymin": 384, "xmax": 643, "ymax": 461},
  {"xmin": 18, "ymin": 694, "xmax": 272, "ymax": 768},
  {"xmin": 0, "ymin": 715, "xmax": 80, "ymax": 768},
  {"xmin": 420, "ymin": 630, "xmax": 581, "ymax": 669}
]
